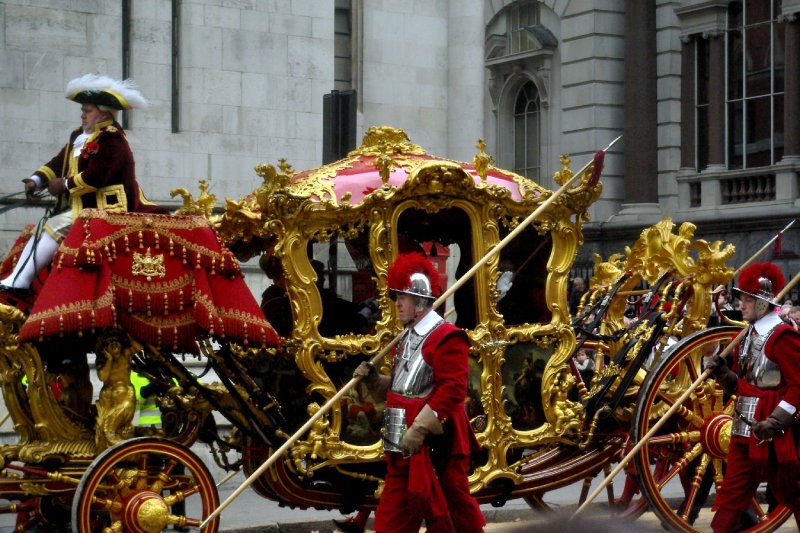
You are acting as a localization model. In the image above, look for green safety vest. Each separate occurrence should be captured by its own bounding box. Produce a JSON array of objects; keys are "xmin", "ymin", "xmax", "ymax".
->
[{"xmin": 131, "ymin": 371, "xmax": 162, "ymax": 427}]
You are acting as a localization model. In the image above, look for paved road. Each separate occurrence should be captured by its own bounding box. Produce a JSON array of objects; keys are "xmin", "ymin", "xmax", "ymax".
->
[
  {"xmin": 207, "ymin": 479, "xmax": 798, "ymax": 533},
  {"xmin": 0, "ymin": 470, "xmax": 796, "ymax": 531}
]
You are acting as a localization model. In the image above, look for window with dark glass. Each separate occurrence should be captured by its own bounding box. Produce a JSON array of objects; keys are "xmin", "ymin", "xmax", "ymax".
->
[
  {"xmin": 726, "ymin": 0, "xmax": 783, "ymax": 168},
  {"xmin": 513, "ymin": 81, "xmax": 541, "ymax": 180},
  {"xmin": 508, "ymin": 1, "xmax": 540, "ymax": 55},
  {"xmin": 334, "ymin": 0, "xmax": 352, "ymax": 91},
  {"xmin": 696, "ymin": 38, "xmax": 710, "ymax": 171}
]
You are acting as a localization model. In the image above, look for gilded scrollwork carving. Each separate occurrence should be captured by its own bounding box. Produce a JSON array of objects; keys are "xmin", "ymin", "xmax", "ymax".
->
[{"xmin": 170, "ymin": 179, "xmax": 217, "ymax": 219}]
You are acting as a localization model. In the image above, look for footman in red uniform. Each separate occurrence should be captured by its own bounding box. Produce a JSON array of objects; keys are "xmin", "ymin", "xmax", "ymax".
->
[
  {"xmin": 355, "ymin": 252, "xmax": 485, "ymax": 533},
  {"xmin": 705, "ymin": 262, "xmax": 800, "ymax": 532}
]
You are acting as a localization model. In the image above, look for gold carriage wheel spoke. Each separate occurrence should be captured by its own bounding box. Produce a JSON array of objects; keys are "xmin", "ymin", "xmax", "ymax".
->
[
  {"xmin": 151, "ymin": 457, "xmax": 179, "ymax": 493},
  {"xmin": 90, "ymin": 495, "xmax": 123, "ymax": 512},
  {"xmin": 684, "ymin": 357, "xmax": 699, "ymax": 382},
  {"xmin": 651, "ymin": 393, "xmax": 705, "ymax": 428},
  {"xmin": 102, "ymin": 520, "xmax": 123, "ymax": 533},
  {"xmin": 102, "ymin": 469, "xmax": 132, "ymax": 499},
  {"xmin": 647, "ymin": 430, "xmax": 700, "ymax": 446},
  {"xmin": 749, "ymin": 497, "xmax": 769, "ymax": 522},
  {"xmin": 656, "ymin": 442, "xmax": 704, "ymax": 490},
  {"xmin": 652, "ymin": 392, "xmax": 705, "ymax": 427},
  {"xmin": 677, "ymin": 454, "xmax": 711, "ymax": 521},
  {"xmin": 168, "ymin": 514, "xmax": 203, "ymax": 528},
  {"xmin": 135, "ymin": 454, "xmax": 150, "ymax": 491},
  {"xmin": 163, "ymin": 482, "xmax": 199, "ymax": 506}
]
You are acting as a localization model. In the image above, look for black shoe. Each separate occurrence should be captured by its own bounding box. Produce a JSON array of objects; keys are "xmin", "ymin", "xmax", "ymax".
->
[{"xmin": 332, "ymin": 518, "xmax": 365, "ymax": 533}]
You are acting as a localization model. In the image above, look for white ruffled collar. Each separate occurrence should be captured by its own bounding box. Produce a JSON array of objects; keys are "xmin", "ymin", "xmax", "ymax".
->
[
  {"xmin": 753, "ymin": 311, "xmax": 783, "ymax": 334},
  {"xmin": 411, "ymin": 309, "xmax": 443, "ymax": 336},
  {"xmin": 72, "ymin": 131, "xmax": 91, "ymax": 157}
]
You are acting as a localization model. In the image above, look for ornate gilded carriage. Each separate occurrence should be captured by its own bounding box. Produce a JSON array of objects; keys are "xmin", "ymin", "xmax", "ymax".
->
[{"xmin": 0, "ymin": 126, "xmax": 789, "ymax": 532}]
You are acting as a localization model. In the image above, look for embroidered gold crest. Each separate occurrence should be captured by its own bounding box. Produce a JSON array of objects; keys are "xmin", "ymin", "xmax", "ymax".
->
[{"xmin": 132, "ymin": 248, "xmax": 166, "ymax": 281}]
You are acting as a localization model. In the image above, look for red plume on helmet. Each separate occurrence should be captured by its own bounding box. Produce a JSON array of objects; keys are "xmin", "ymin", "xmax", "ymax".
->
[
  {"xmin": 736, "ymin": 262, "xmax": 785, "ymax": 303},
  {"xmin": 387, "ymin": 252, "xmax": 441, "ymax": 298}
]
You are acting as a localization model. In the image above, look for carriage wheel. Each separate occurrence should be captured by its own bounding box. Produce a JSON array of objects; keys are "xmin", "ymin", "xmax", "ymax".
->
[
  {"xmin": 71, "ymin": 437, "xmax": 220, "ymax": 532},
  {"xmin": 631, "ymin": 326, "xmax": 791, "ymax": 532}
]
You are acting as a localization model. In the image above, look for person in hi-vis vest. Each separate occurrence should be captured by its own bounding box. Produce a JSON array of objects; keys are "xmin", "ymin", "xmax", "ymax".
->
[
  {"xmin": 131, "ymin": 371, "xmax": 162, "ymax": 428},
  {"xmin": 130, "ymin": 370, "xmax": 188, "ymax": 531}
]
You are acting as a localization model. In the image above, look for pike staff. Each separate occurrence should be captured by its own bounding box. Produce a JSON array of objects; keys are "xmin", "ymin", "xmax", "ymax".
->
[
  {"xmin": 733, "ymin": 219, "xmax": 794, "ymax": 277},
  {"xmin": 573, "ymin": 268, "xmax": 800, "ymax": 519},
  {"xmin": 201, "ymin": 135, "xmax": 622, "ymax": 528}
]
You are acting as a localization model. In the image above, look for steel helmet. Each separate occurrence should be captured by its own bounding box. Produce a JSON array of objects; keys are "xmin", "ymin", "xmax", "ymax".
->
[
  {"xmin": 386, "ymin": 252, "xmax": 439, "ymax": 301},
  {"xmin": 734, "ymin": 262, "xmax": 785, "ymax": 306}
]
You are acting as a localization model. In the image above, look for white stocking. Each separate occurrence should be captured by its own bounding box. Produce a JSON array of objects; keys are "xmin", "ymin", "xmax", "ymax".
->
[{"xmin": 1, "ymin": 232, "xmax": 60, "ymax": 289}]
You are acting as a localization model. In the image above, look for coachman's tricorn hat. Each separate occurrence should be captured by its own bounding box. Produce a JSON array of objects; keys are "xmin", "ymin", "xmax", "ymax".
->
[
  {"xmin": 734, "ymin": 262, "xmax": 785, "ymax": 306},
  {"xmin": 65, "ymin": 74, "xmax": 148, "ymax": 110},
  {"xmin": 386, "ymin": 252, "xmax": 440, "ymax": 301}
]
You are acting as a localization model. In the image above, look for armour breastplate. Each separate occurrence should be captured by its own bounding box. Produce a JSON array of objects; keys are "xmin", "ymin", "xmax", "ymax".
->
[
  {"xmin": 738, "ymin": 323, "xmax": 782, "ymax": 389},
  {"xmin": 389, "ymin": 320, "xmax": 442, "ymax": 398}
]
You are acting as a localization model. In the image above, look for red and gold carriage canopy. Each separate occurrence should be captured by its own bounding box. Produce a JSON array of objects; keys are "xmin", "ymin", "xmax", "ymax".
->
[
  {"xmin": 284, "ymin": 126, "xmax": 543, "ymax": 206},
  {"xmin": 17, "ymin": 210, "xmax": 279, "ymax": 352}
]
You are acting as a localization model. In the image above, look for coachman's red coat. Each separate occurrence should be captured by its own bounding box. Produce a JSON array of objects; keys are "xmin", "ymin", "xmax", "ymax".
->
[{"xmin": 33, "ymin": 120, "xmax": 166, "ymax": 220}]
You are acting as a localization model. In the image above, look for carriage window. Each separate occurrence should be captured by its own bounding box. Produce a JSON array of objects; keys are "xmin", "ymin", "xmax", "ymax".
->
[
  {"xmin": 497, "ymin": 225, "xmax": 552, "ymax": 325},
  {"xmin": 396, "ymin": 207, "xmax": 476, "ymax": 329},
  {"xmin": 310, "ymin": 231, "xmax": 379, "ymax": 337}
]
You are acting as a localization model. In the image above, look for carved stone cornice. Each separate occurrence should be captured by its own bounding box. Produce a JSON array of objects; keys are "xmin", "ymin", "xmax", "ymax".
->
[
  {"xmin": 675, "ymin": 0, "xmax": 728, "ymax": 40},
  {"xmin": 782, "ymin": 0, "xmax": 800, "ymax": 20},
  {"xmin": 701, "ymin": 29, "xmax": 725, "ymax": 39}
]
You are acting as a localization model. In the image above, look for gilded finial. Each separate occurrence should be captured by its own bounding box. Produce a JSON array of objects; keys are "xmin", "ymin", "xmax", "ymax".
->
[
  {"xmin": 375, "ymin": 142, "xmax": 394, "ymax": 186},
  {"xmin": 170, "ymin": 179, "xmax": 218, "ymax": 218},
  {"xmin": 278, "ymin": 158, "xmax": 295, "ymax": 177},
  {"xmin": 473, "ymin": 138, "xmax": 494, "ymax": 184},
  {"xmin": 553, "ymin": 154, "xmax": 573, "ymax": 186},
  {"xmin": 254, "ymin": 161, "xmax": 293, "ymax": 192}
]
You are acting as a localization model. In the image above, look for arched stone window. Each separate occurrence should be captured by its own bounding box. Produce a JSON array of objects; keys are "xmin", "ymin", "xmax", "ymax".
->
[
  {"xmin": 513, "ymin": 81, "xmax": 541, "ymax": 179},
  {"xmin": 485, "ymin": 1, "xmax": 558, "ymax": 182}
]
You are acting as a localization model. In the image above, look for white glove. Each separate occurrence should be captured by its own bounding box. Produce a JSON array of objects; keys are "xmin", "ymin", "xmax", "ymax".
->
[{"xmin": 497, "ymin": 271, "xmax": 513, "ymax": 301}]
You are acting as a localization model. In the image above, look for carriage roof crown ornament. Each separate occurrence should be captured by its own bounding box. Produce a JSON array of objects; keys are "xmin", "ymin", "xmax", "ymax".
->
[{"xmin": 734, "ymin": 261, "xmax": 785, "ymax": 306}]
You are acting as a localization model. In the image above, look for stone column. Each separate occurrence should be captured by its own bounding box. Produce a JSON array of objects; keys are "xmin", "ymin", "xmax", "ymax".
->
[
  {"xmin": 680, "ymin": 37, "xmax": 695, "ymax": 169},
  {"xmin": 447, "ymin": 0, "xmax": 484, "ymax": 161},
  {"xmin": 777, "ymin": 11, "xmax": 800, "ymax": 201},
  {"xmin": 705, "ymin": 32, "xmax": 726, "ymax": 169},
  {"xmin": 623, "ymin": 0, "xmax": 658, "ymax": 203},
  {"xmin": 782, "ymin": 15, "xmax": 800, "ymax": 160}
]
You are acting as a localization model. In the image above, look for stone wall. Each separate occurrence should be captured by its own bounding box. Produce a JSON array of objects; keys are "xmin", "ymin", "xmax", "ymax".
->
[{"xmin": 0, "ymin": 0, "xmax": 334, "ymax": 248}]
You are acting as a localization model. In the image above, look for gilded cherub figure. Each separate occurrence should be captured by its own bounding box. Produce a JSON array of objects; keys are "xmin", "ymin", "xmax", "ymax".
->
[{"xmin": 94, "ymin": 331, "xmax": 141, "ymax": 451}]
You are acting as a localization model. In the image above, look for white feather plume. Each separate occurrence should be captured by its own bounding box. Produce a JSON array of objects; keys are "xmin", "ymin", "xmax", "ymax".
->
[{"xmin": 65, "ymin": 73, "xmax": 148, "ymax": 110}]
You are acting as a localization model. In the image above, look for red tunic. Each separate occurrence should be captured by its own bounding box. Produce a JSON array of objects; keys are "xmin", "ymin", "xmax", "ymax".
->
[
  {"xmin": 375, "ymin": 320, "xmax": 484, "ymax": 533},
  {"xmin": 34, "ymin": 120, "xmax": 167, "ymax": 218},
  {"xmin": 732, "ymin": 323, "xmax": 800, "ymax": 466}
]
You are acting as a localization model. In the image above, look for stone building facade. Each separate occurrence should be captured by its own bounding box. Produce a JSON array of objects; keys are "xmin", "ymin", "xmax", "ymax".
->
[{"xmin": 1, "ymin": 0, "xmax": 799, "ymax": 292}]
